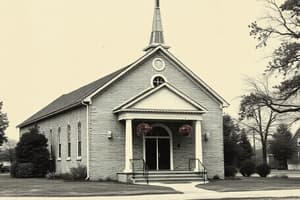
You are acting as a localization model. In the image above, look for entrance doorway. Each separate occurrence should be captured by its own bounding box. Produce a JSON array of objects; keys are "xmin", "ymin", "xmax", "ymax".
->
[{"xmin": 144, "ymin": 124, "xmax": 173, "ymax": 170}]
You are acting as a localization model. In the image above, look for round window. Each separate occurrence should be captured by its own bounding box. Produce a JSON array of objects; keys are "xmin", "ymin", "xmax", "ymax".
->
[
  {"xmin": 152, "ymin": 58, "xmax": 166, "ymax": 71},
  {"xmin": 152, "ymin": 76, "xmax": 165, "ymax": 87}
]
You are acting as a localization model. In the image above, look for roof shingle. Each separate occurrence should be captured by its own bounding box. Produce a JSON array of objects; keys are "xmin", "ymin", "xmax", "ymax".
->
[{"xmin": 18, "ymin": 66, "xmax": 130, "ymax": 128}]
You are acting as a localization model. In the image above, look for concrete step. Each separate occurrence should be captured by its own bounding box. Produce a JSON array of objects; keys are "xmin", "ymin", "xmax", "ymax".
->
[
  {"xmin": 133, "ymin": 174, "xmax": 204, "ymax": 178},
  {"xmin": 133, "ymin": 171, "xmax": 204, "ymax": 175},
  {"xmin": 131, "ymin": 171, "xmax": 207, "ymax": 184}
]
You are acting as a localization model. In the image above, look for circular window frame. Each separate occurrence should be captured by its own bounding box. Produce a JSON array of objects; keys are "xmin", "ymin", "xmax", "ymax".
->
[
  {"xmin": 152, "ymin": 58, "xmax": 166, "ymax": 72},
  {"xmin": 151, "ymin": 74, "xmax": 167, "ymax": 87}
]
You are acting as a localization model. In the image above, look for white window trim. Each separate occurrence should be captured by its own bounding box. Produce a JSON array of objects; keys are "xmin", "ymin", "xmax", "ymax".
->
[
  {"xmin": 76, "ymin": 156, "xmax": 82, "ymax": 161},
  {"xmin": 67, "ymin": 124, "xmax": 71, "ymax": 159},
  {"xmin": 77, "ymin": 121, "xmax": 82, "ymax": 159},
  {"xmin": 57, "ymin": 127, "xmax": 61, "ymax": 160},
  {"xmin": 152, "ymin": 57, "xmax": 166, "ymax": 72},
  {"xmin": 66, "ymin": 157, "xmax": 71, "ymax": 161}
]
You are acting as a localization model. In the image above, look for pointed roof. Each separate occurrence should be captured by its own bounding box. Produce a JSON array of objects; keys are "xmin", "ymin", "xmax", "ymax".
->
[
  {"xmin": 113, "ymin": 83, "xmax": 208, "ymax": 113},
  {"xmin": 18, "ymin": 46, "xmax": 229, "ymax": 128},
  {"xmin": 17, "ymin": 65, "xmax": 131, "ymax": 128},
  {"xmin": 144, "ymin": 0, "xmax": 170, "ymax": 51}
]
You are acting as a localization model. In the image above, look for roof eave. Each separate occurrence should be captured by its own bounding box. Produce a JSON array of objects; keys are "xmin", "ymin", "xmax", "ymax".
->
[{"xmin": 17, "ymin": 102, "xmax": 84, "ymax": 128}]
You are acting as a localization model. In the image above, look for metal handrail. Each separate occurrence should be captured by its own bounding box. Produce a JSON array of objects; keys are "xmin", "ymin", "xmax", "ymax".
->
[
  {"xmin": 189, "ymin": 158, "xmax": 208, "ymax": 183},
  {"xmin": 130, "ymin": 158, "xmax": 149, "ymax": 184}
]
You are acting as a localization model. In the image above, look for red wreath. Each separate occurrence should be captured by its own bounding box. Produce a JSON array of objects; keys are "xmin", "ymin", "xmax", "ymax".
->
[
  {"xmin": 136, "ymin": 123, "xmax": 152, "ymax": 136},
  {"xmin": 179, "ymin": 124, "xmax": 193, "ymax": 136}
]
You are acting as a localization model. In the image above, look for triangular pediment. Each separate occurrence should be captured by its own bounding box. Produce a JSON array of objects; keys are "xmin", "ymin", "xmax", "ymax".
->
[{"xmin": 114, "ymin": 83, "xmax": 207, "ymax": 113}]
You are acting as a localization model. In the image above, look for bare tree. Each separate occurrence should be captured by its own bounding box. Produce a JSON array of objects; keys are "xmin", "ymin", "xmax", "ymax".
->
[
  {"xmin": 238, "ymin": 76, "xmax": 296, "ymax": 164},
  {"xmin": 249, "ymin": 0, "xmax": 300, "ymax": 114}
]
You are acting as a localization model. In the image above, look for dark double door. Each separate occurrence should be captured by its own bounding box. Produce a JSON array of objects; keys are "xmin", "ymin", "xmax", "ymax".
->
[{"xmin": 145, "ymin": 138, "xmax": 170, "ymax": 170}]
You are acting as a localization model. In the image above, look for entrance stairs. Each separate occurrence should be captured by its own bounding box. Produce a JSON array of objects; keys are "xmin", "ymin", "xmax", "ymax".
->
[{"xmin": 131, "ymin": 170, "xmax": 207, "ymax": 184}]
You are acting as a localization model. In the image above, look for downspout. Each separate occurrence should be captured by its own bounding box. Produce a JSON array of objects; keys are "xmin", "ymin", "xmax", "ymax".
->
[{"xmin": 82, "ymin": 101, "xmax": 90, "ymax": 180}]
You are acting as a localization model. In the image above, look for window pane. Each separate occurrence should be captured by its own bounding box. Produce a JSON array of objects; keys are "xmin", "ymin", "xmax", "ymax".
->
[
  {"xmin": 67, "ymin": 125, "xmax": 71, "ymax": 142},
  {"xmin": 68, "ymin": 143, "xmax": 71, "ymax": 157},
  {"xmin": 59, "ymin": 144, "xmax": 61, "ymax": 158},
  {"xmin": 78, "ymin": 122, "xmax": 81, "ymax": 141},
  {"xmin": 78, "ymin": 141, "xmax": 82, "ymax": 157}
]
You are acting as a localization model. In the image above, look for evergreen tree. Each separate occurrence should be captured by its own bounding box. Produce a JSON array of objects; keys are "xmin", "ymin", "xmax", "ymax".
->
[
  {"xmin": 238, "ymin": 130, "xmax": 253, "ymax": 163},
  {"xmin": 15, "ymin": 127, "xmax": 50, "ymax": 177},
  {"xmin": 270, "ymin": 124, "xmax": 296, "ymax": 169}
]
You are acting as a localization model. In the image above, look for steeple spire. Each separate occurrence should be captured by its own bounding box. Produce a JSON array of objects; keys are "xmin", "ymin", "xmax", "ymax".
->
[{"xmin": 144, "ymin": 0, "xmax": 170, "ymax": 51}]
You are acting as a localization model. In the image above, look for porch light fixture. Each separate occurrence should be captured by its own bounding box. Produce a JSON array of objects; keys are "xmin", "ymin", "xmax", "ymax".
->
[
  {"xmin": 136, "ymin": 123, "xmax": 152, "ymax": 136},
  {"xmin": 179, "ymin": 124, "xmax": 193, "ymax": 136},
  {"xmin": 107, "ymin": 131, "xmax": 113, "ymax": 139}
]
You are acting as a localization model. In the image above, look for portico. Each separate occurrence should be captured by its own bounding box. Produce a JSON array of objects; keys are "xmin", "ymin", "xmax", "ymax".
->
[{"xmin": 113, "ymin": 83, "xmax": 207, "ymax": 175}]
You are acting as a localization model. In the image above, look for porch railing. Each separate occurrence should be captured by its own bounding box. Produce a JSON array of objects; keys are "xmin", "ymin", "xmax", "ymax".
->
[
  {"xmin": 188, "ymin": 158, "xmax": 208, "ymax": 183},
  {"xmin": 130, "ymin": 158, "xmax": 149, "ymax": 184}
]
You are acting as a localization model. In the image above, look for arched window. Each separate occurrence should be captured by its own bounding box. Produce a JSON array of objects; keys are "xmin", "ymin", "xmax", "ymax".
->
[
  {"xmin": 67, "ymin": 125, "xmax": 71, "ymax": 159},
  {"xmin": 152, "ymin": 76, "xmax": 165, "ymax": 87},
  {"xmin": 57, "ymin": 127, "xmax": 61, "ymax": 159},
  {"xmin": 77, "ymin": 122, "xmax": 82, "ymax": 158}
]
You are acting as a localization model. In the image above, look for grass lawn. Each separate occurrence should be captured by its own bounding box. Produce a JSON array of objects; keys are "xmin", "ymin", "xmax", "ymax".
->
[
  {"xmin": 197, "ymin": 176, "xmax": 300, "ymax": 192},
  {"xmin": 0, "ymin": 174, "xmax": 179, "ymax": 197}
]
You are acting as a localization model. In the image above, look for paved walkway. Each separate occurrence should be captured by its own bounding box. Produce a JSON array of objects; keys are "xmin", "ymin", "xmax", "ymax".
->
[{"xmin": 0, "ymin": 181, "xmax": 300, "ymax": 200}]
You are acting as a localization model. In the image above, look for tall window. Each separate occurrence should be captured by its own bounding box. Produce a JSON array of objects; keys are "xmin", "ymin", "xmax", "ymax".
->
[
  {"xmin": 67, "ymin": 125, "xmax": 71, "ymax": 159},
  {"xmin": 77, "ymin": 122, "xmax": 82, "ymax": 158},
  {"xmin": 49, "ymin": 129, "xmax": 53, "ymax": 159},
  {"xmin": 58, "ymin": 127, "xmax": 61, "ymax": 159}
]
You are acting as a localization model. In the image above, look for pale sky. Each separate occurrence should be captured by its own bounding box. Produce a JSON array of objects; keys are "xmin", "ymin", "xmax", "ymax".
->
[{"xmin": 0, "ymin": 0, "xmax": 273, "ymax": 140}]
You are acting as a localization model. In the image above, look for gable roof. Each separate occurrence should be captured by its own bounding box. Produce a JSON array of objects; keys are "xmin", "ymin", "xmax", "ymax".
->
[
  {"xmin": 84, "ymin": 45, "xmax": 229, "ymax": 106},
  {"xmin": 18, "ymin": 45, "xmax": 229, "ymax": 128},
  {"xmin": 17, "ymin": 65, "xmax": 130, "ymax": 128},
  {"xmin": 113, "ymin": 82, "xmax": 207, "ymax": 113}
]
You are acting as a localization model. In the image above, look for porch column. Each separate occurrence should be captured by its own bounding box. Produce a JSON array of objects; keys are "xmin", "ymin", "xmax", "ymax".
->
[
  {"xmin": 195, "ymin": 120, "xmax": 203, "ymax": 171},
  {"xmin": 124, "ymin": 119, "xmax": 133, "ymax": 173}
]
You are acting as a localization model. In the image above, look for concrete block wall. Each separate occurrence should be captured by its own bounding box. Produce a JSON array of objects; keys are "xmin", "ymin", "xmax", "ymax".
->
[
  {"xmin": 89, "ymin": 49, "xmax": 224, "ymax": 179},
  {"xmin": 19, "ymin": 106, "xmax": 87, "ymax": 175}
]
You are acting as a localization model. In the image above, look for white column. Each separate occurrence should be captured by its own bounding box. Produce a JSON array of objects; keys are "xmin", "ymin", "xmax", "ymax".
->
[
  {"xmin": 124, "ymin": 119, "xmax": 133, "ymax": 173},
  {"xmin": 195, "ymin": 120, "xmax": 203, "ymax": 171}
]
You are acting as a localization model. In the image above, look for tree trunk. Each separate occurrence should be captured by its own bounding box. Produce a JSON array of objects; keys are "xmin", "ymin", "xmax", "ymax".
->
[{"xmin": 262, "ymin": 143, "xmax": 268, "ymax": 164}]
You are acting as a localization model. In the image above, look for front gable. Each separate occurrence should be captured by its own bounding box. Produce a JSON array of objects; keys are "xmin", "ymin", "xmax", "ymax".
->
[
  {"xmin": 85, "ymin": 46, "xmax": 229, "ymax": 108},
  {"xmin": 114, "ymin": 83, "xmax": 207, "ymax": 113}
]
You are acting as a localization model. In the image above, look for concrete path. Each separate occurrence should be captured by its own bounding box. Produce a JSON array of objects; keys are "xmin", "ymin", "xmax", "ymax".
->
[{"xmin": 0, "ymin": 181, "xmax": 300, "ymax": 200}]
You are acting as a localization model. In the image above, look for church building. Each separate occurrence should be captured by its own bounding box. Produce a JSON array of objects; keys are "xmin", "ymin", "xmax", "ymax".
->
[{"xmin": 18, "ymin": 0, "xmax": 229, "ymax": 183}]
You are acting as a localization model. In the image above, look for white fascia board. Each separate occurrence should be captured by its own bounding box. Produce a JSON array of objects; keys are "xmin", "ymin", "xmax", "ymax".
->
[
  {"xmin": 83, "ymin": 46, "xmax": 162, "ymax": 103},
  {"xmin": 84, "ymin": 45, "xmax": 229, "ymax": 107},
  {"xmin": 160, "ymin": 48, "xmax": 230, "ymax": 107}
]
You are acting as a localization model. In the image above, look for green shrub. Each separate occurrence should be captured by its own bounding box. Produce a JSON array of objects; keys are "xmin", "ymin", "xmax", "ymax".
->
[
  {"xmin": 10, "ymin": 162, "xmax": 17, "ymax": 177},
  {"xmin": 240, "ymin": 160, "xmax": 256, "ymax": 177},
  {"xmin": 61, "ymin": 165, "xmax": 87, "ymax": 181},
  {"xmin": 11, "ymin": 162, "xmax": 34, "ymax": 178},
  {"xmin": 70, "ymin": 165, "xmax": 87, "ymax": 180},
  {"xmin": 15, "ymin": 127, "xmax": 50, "ymax": 177},
  {"xmin": 212, "ymin": 175, "xmax": 220, "ymax": 180},
  {"xmin": 61, "ymin": 173, "xmax": 73, "ymax": 181},
  {"xmin": 256, "ymin": 163, "xmax": 271, "ymax": 177},
  {"xmin": 225, "ymin": 165, "xmax": 237, "ymax": 177}
]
